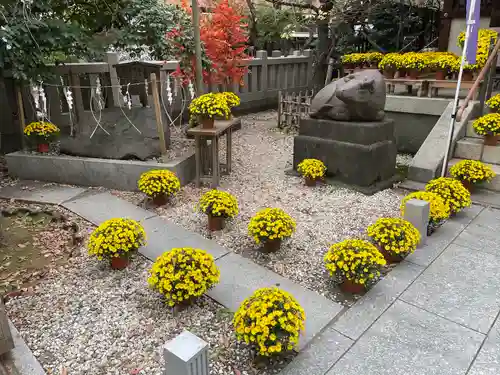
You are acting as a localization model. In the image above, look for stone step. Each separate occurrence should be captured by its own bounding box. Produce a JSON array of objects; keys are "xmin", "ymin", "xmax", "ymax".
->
[
  {"xmin": 448, "ymin": 158, "xmax": 500, "ymax": 192},
  {"xmin": 454, "ymin": 137, "xmax": 500, "ymax": 165},
  {"xmin": 466, "ymin": 120, "xmax": 481, "ymax": 139}
]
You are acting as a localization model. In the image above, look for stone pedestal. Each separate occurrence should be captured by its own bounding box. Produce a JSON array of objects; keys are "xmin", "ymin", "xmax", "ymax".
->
[{"xmin": 293, "ymin": 117, "xmax": 396, "ymax": 189}]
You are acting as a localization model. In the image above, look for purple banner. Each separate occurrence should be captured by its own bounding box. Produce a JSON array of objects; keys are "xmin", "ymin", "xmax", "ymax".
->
[{"xmin": 465, "ymin": 0, "xmax": 480, "ymax": 64}]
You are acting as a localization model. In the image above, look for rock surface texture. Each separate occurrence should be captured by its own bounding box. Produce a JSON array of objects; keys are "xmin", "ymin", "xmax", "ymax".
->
[
  {"xmin": 295, "ymin": 70, "xmax": 396, "ymax": 189},
  {"xmin": 310, "ymin": 69, "xmax": 386, "ymax": 122}
]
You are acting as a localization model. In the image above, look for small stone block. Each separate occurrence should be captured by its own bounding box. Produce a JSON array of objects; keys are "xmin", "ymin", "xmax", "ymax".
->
[
  {"xmin": 0, "ymin": 181, "xmax": 86, "ymax": 205},
  {"xmin": 482, "ymin": 145, "xmax": 500, "ymax": 165},
  {"xmin": 163, "ymin": 331, "xmax": 209, "ymax": 375},
  {"xmin": 403, "ymin": 199, "xmax": 430, "ymax": 247}
]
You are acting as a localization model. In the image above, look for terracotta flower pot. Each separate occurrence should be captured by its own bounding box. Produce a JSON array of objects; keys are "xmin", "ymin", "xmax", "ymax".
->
[
  {"xmin": 152, "ymin": 193, "xmax": 168, "ymax": 207},
  {"xmin": 396, "ymin": 69, "xmax": 406, "ymax": 78},
  {"xmin": 111, "ymin": 254, "xmax": 130, "ymax": 270},
  {"xmin": 484, "ymin": 134, "xmax": 500, "ymax": 146},
  {"xmin": 261, "ymin": 238, "xmax": 282, "ymax": 253},
  {"xmin": 339, "ymin": 279, "xmax": 366, "ymax": 294},
  {"xmin": 379, "ymin": 247, "xmax": 403, "ymax": 264},
  {"xmin": 408, "ymin": 69, "xmax": 420, "ymax": 80},
  {"xmin": 207, "ymin": 214, "xmax": 225, "ymax": 231},
  {"xmin": 200, "ymin": 117, "xmax": 215, "ymax": 129},
  {"xmin": 37, "ymin": 143, "xmax": 49, "ymax": 153},
  {"xmin": 383, "ymin": 69, "xmax": 395, "ymax": 79},
  {"xmin": 304, "ymin": 176, "xmax": 319, "ymax": 187},
  {"xmin": 460, "ymin": 180, "xmax": 474, "ymax": 192},
  {"xmin": 462, "ymin": 71, "xmax": 474, "ymax": 81},
  {"xmin": 435, "ymin": 70, "xmax": 447, "ymax": 80}
]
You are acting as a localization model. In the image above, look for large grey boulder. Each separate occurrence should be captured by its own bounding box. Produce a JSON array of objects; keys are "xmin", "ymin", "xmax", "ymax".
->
[
  {"xmin": 310, "ymin": 69, "xmax": 386, "ymax": 122},
  {"xmin": 60, "ymin": 106, "xmax": 170, "ymax": 160}
]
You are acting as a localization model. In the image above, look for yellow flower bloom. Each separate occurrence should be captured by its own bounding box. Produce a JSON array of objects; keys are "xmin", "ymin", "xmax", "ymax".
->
[
  {"xmin": 425, "ymin": 177, "xmax": 471, "ymax": 214},
  {"xmin": 367, "ymin": 218, "xmax": 420, "ymax": 258},
  {"xmin": 233, "ymin": 287, "xmax": 305, "ymax": 357},
  {"xmin": 297, "ymin": 159, "xmax": 326, "ymax": 180},
  {"xmin": 449, "ymin": 160, "xmax": 496, "ymax": 184},
  {"xmin": 248, "ymin": 208, "xmax": 296, "ymax": 245},
  {"xmin": 198, "ymin": 189, "xmax": 239, "ymax": 218},
  {"xmin": 137, "ymin": 169, "xmax": 181, "ymax": 198}
]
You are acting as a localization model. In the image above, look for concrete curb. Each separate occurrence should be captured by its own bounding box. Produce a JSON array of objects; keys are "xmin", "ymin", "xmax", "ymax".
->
[{"xmin": 5, "ymin": 151, "xmax": 196, "ymax": 191}]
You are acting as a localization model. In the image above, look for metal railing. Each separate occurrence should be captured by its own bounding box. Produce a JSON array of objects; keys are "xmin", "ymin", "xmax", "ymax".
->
[{"xmin": 456, "ymin": 38, "xmax": 500, "ymax": 122}]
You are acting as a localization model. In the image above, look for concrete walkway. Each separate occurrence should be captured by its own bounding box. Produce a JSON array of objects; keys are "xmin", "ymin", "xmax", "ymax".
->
[
  {"xmin": 2, "ymin": 181, "xmax": 500, "ymax": 374},
  {"xmin": 284, "ymin": 204, "xmax": 500, "ymax": 375}
]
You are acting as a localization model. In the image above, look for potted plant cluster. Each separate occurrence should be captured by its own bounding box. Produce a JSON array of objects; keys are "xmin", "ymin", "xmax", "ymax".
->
[
  {"xmin": 297, "ymin": 158, "xmax": 326, "ymax": 186},
  {"xmin": 248, "ymin": 208, "xmax": 296, "ymax": 253},
  {"xmin": 198, "ymin": 189, "xmax": 239, "ymax": 231},
  {"xmin": 430, "ymin": 53, "xmax": 459, "ymax": 80},
  {"xmin": 366, "ymin": 218, "xmax": 420, "ymax": 264},
  {"xmin": 457, "ymin": 28, "xmax": 498, "ymax": 81},
  {"xmin": 188, "ymin": 92, "xmax": 231, "ymax": 129},
  {"xmin": 324, "ymin": 239, "xmax": 386, "ymax": 294},
  {"xmin": 472, "ymin": 113, "xmax": 500, "ymax": 146},
  {"xmin": 425, "ymin": 177, "xmax": 471, "ymax": 215},
  {"xmin": 137, "ymin": 169, "xmax": 181, "ymax": 207},
  {"xmin": 486, "ymin": 93, "xmax": 500, "ymax": 113},
  {"xmin": 87, "ymin": 218, "xmax": 147, "ymax": 270},
  {"xmin": 233, "ymin": 287, "xmax": 305, "ymax": 356},
  {"xmin": 378, "ymin": 53, "xmax": 402, "ymax": 78},
  {"xmin": 400, "ymin": 52, "xmax": 427, "ymax": 79},
  {"xmin": 400, "ymin": 191, "xmax": 450, "ymax": 235},
  {"xmin": 148, "ymin": 247, "xmax": 220, "ymax": 308},
  {"xmin": 23, "ymin": 121, "xmax": 60, "ymax": 153},
  {"xmin": 449, "ymin": 159, "xmax": 496, "ymax": 191}
]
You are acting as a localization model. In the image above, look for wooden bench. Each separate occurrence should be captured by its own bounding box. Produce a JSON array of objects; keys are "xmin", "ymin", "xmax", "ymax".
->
[
  {"xmin": 426, "ymin": 79, "xmax": 483, "ymax": 98},
  {"xmin": 385, "ymin": 78, "xmax": 430, "ymax": 97}
]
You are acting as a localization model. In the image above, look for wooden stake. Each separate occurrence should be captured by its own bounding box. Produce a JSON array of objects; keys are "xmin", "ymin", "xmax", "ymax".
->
[
  {"xmin": 150, "ymin": 73, "xmax": 168, "ymax": 156},
  {"xmin": 15, "ymin": 83, "xmax": 26, "ymax": 148}
]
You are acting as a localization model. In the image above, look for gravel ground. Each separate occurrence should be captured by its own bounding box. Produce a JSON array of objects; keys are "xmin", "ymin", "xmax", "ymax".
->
[
  {"xmin": 113, "ymin": 111, "xmax": 408, "ymax": 305},
  {"xmin": 6, "ymin": 215, "xmax": 291, "ymax": 375}
]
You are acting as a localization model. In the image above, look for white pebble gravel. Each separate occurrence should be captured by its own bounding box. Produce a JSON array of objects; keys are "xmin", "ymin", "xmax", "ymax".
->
[
  {"xmin": 7, "ymin": 252, "xmax": 289, "ymax": 375},
  {"xmin": 116, "ymin": 111, "xmax": 407, "ymax": 305}
]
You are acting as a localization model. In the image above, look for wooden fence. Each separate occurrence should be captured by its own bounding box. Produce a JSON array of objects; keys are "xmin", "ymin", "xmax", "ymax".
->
[
  {"xmin": 8, "ymin": 50, "xmax": 314, "ymax": 138},
  {"xmin": 277, "ymin": 88, "xmax": 318, "ymax": 128}
]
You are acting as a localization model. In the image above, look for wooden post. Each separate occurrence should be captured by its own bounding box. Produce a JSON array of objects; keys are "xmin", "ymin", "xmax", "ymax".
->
[
  {"xmin": 150, "ymin": 73, "xmax": 168, "ymax": 157},
  {"xmin": 191, "ymin": 0, "xmax": 204, "ymax": 94},
  {"xmin": 15, "ymin": 83, "xmax": 26, "ymax": 148},
  {"xmin": 105, "ymin": 52, "xmax": 121, "ymax": 107}
]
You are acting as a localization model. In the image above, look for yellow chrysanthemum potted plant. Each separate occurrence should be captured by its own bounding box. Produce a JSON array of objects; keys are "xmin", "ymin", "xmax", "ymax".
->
[
  {"xmin": 233, "ymin": 287, "xmax": 305, "ymax": 356},
  {"xmin": 472, "ymin": 113, "xmax": 500, "ymax": 146},
  {"xmin": 486, "ymin": 93, "xmax": 500, "ymax": 113},
  {"xmin": 148, "ymin": 247, "xmax": 220, "ymax": 309},
  {"xmin": 400, "ymin": 191, "xmax": 450, "ymax": 235},
  {"xmin": 23, "ymin": 121, "xmax": 60, "ymax": 153},
  {"xmin": 188, "ymin": 92, "xmax": 230, "ymax": 129},
  {"xmin": 219, "ymin": 92, "xmax": 240, "ymax": 119},
  {"xmin": 138, "ymin": 169, "xmax": 181, "ymax": 206},
  {"xmin": 248, "ymin": 208, "xmax": 296, "ymax": 253},
  {"xmin": 88, "ymin": 218, "xmax": 147, "ymax": 269},
  {"xmin": 401, "ymin": 52, "xmax": 427, "ymax": 79},
  {"xmin": 324, "ymin": 239, "xmax": 386, "ymax": 294},
  {"xmin": 425, "ymin": 177, "xmax": 471, "ymax": 215},
  {"xmin": 297, "ymin": 158, "xmax": 326, "ymax": 186},
  {"xmin": 366, "ymin": 218, "xmax": 420, "ymax": 264},
  {"xmin": 378, "ymin": 53, "xmax": 401, "ymax": 78},
  {"xmin": 198, "ymin": 189, "xmax": 239, "ymax": 231},
  {"xmin": 449, "ymin": 159, "xmax": 496, "ymax": 191}
]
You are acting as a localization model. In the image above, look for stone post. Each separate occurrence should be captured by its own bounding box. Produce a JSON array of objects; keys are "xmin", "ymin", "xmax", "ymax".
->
[
  {"xmin": 163, "ymin": 331, "xmax": 209, "ymax": 375},
  {"xmin": 403, "ymin": 199, "xmax": 430, "ymax": 247},
  {"xmin": 0, "ymin": 298, "xmax": 14, "ymax": 355},
  {"xmin": 256, "ymin": 50, "xmax": 268, "ymax": 93}
]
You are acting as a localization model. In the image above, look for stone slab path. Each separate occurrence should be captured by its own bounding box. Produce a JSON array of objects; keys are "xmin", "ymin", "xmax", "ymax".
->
[
  {"xmin": 283, "ymin": 204, "xmax": 500, "ymax": 375},
  {"xmin": 3, "ymin": 181, "xmax": 500, "ymax": 374},
  {"xmin": 0, "ymin": 181, "xmax": 343, "ymax": 351}
]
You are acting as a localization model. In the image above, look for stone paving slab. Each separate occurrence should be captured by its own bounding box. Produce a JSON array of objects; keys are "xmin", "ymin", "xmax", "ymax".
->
[
  {"xmin": 140, "ymin": 216, "xmax": 230, "ymax": 261},
  {"xmin": 401, "ymin": 244, "xmax": 500, "ymax": 334},
  {"xmin": 62, "ymin": 192, "xmax": 156, "ymax": 224},
  {"xmin": 207, "ymin": 252, "xmax": 344, "ymax": 349},
  {"xmin": 333, "ymin": 261, "xmax": 424, "ymax": 340},
  {"xmin": 454, "ymin": 224, "xmax": 500, "ymax": 257},
  {"xmin": 327, "ymin": 300, "xmax": 484, "ymax": 375},
  {"xmin": 468, "ymin": 316, "xmax": 500, "ymax": 375},
  {"xmin": 281, "ymin": 325, "xmax": 352, "ymax": 375},
  {"xmin": 406, "ymin": 205, "xmax": 483, "ymax": 267},
  {"xmin": 0, "ymin": 181, "xmax": 86, "ymax": 205}
]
